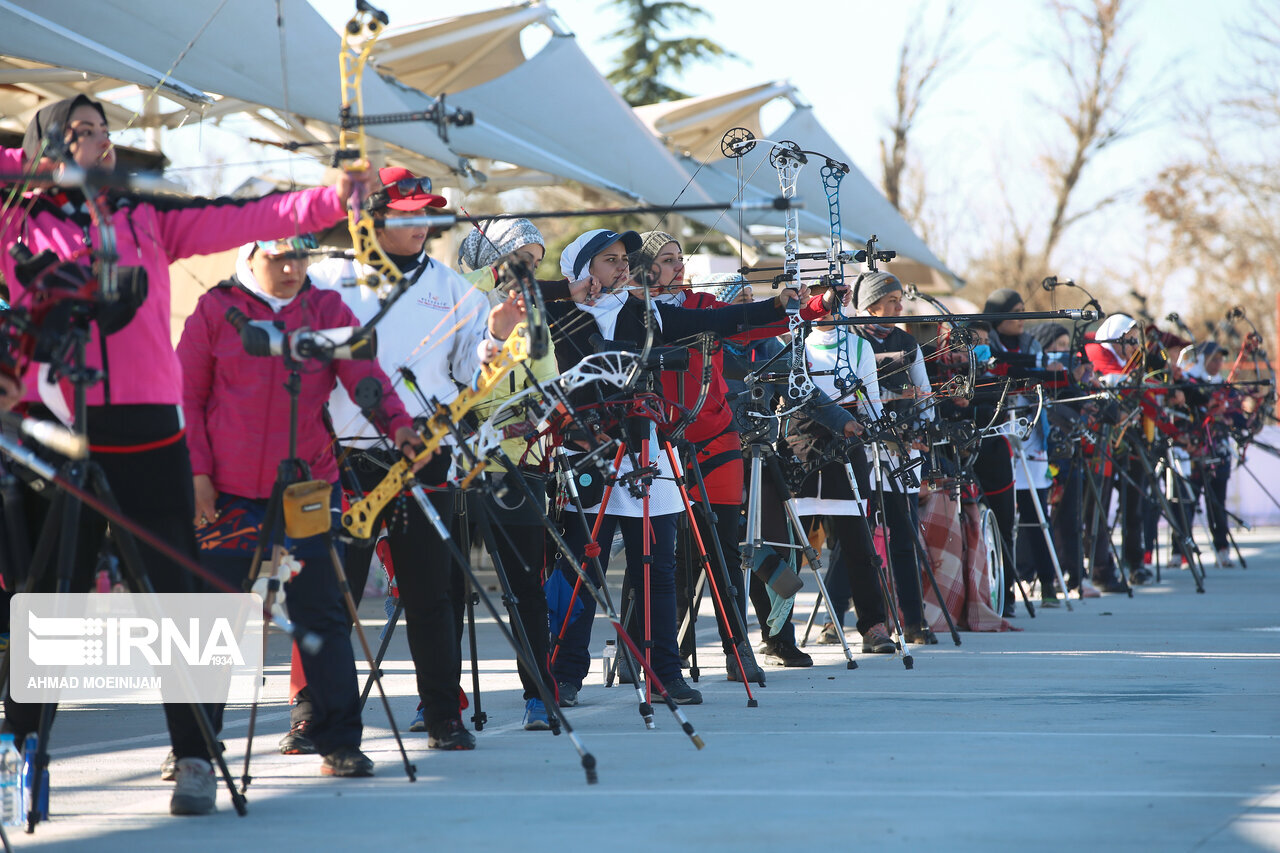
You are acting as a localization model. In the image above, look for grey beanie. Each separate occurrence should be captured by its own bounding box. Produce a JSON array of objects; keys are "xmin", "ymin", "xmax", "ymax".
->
[
  {"xmin": 633, "ymin": 230, "xmax": 678, "ymax": 275},
  {"xmin": 457, "ymin": 218, "xmax": 544, "ymax": 272},
  {"xmin": 854, "ymin": 271, "xmax": 902, "ymax": 311},
  {"xmin": 983, "ymin": 287, "xmax": 1024, "ymax": 315}
]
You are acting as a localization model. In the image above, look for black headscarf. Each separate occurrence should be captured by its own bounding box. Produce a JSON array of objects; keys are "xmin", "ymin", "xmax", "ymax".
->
[
  {"xmin": 983, "ymin": 287, "xmax": 1024, "ymax": 315},
  {"xmin": 22, "ymin": 95, "xmax": 109, "ymax": 165}
]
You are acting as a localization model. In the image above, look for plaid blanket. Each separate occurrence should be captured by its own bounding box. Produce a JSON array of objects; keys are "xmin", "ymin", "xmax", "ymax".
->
[{"xmin": 917, "ymin": 489, "xmax": 1015, "ymax": 632}]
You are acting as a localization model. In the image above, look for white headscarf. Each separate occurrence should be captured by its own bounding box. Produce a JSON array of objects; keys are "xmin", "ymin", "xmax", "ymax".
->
[
  {"xmin": 235, "ymin": 243, "xmax": 300, "ymax": 312},
  {"xmin": 1095, "ymin": 313, "xmax": 1137, "ymax": 363}
]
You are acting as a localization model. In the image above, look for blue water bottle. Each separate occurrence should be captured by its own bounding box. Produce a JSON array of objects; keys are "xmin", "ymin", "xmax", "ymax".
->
[{"xmin": 21, "ymin": 734, "xmax": 48, "ymax": 822}]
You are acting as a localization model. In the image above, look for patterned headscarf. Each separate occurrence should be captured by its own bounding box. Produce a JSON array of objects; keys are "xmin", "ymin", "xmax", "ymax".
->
[{"xmin": 457, "ymin": 218, "xmax": 544, "ymax": 272}]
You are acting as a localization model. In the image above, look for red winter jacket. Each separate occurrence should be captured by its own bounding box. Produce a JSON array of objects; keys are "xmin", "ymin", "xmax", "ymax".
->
[
  {"xmin": 0, "ymin": 147, "xmax": 346, "ymax": 409},
  {"xmin": 659, "ymin": 290, "xmax": 826, "ymax": 443},
  {"xmin": 177, "ymin": 279, "xmax": 412, "ymax": 500}
]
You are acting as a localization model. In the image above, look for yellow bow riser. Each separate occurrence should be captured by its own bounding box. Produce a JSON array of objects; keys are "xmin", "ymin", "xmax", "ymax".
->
[{"xmin": 342, "ymin": 324, "xmax": 532, "ymax": 538}]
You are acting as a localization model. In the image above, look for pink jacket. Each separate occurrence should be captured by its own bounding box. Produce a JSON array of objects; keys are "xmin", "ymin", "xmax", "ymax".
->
[
  {"xmin": 177, "ymin": 279, "xmax": 413, "ymax": 500},
  {"xmin": 0, "ymin": 147, "xmax": 346, "ymax": 408}
]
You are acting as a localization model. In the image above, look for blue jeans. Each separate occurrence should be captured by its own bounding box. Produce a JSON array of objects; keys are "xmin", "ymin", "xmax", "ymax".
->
[{"xmin": 550, "ymin": 512, "xmax": 680, "ymax": 689}]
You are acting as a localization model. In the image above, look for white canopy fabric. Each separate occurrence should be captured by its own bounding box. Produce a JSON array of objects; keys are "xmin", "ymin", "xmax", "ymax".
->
[
  {"xmin": 635, "ymin": 81, "xmax": 796, "ymax": 162},
  {"xmin": 0, "ymin": 0, "xmax": 468, "ymax": 174}
]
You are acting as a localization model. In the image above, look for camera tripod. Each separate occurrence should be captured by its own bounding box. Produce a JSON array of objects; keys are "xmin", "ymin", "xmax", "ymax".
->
[
  {"xmin": 234, "ymin": 358, "xmax": 416, "ymax": 790},
  {"xmin": 0, "ymin": 334, "xmax": 245, "ymax": 830}
]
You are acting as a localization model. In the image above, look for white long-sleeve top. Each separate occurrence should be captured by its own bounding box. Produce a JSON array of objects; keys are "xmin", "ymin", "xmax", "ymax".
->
[{"xmin": 309, "ymin": 253, "xmax": 491, "ymax": 447}]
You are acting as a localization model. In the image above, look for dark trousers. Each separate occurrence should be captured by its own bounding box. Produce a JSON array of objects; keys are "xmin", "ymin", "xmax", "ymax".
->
[
  {"xmin": 676, "ymin": 501, "xmax": 748, "ymax": 655},
  {"xmin": 1192, "ymin": 461, "xmax": 1231, "ymax": 552},
  {"xmin": 1016, "ymin": 487, "xmax": 1055, "ymax": 589},
  {"xmin": 471, "ymin": 474, "xmax": 551, "ymax": 701},
  {"xmin": 3, "ymin": 406, "xmax": 213, "ymax": 760},
  {"xmin": 550, "ymin": 512, "xmax": 680, "ymax": 688},
  {"xmin": 202, "ymin": 490, "xmax": 361, "ymax": 754},
  {"xmin": 344, "ymin": 451, "xmax": 462, "ymax": 728},
  {"xmin": 822, "ymin": 491, "xmax": 925, "ymax": 629},
  {"xmin": 1050, "ymin": 455, "xmax": 1085, "ymax": 587},
  {"xmin": 810, "ymin": 514, "xmax": 886, "ymax": 635}
]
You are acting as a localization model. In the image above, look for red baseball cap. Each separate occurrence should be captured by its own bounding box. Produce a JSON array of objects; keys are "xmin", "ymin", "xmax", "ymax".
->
[{"xmin": 376, "ymin": 166, "xmax": 447, "ymax": 211}]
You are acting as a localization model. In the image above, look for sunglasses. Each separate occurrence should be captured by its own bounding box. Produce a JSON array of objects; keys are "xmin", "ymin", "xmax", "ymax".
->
[
  {"xmin": 388, "ymin": 176, "xmax": 432, "ymax": 197},
  {"xmin": 255, "ymin": 234, "xmax": 318, "ymax": 259}
]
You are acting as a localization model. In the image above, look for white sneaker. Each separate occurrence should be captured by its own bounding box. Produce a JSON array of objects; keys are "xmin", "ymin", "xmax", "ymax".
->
[
  {"xmin": 170, "ymin": 757, "xmax": 216, "ymax": 815},
  {"xmin": 1217, "ymin": 548, "xmax": 1234, "ymax": 568}
]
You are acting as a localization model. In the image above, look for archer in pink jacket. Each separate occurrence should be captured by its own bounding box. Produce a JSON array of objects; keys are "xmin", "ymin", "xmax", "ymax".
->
[{"xmin": 177, "ymin": 244, "xmax": 414, "ymax": 502}]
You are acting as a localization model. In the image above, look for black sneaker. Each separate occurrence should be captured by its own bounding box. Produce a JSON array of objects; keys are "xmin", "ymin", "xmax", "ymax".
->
[
  {"xmin": 321, "ymin": 746, "xmax": 374, "ymax": 777},
  {"xmin": 664, "ymin": 675, "xmax": 703, "ymax": 705},
  {"xmin": 760, "ymin": 640, "xmax": 813, "ymax": 667},
  {"xmin": 160, "ymin": 749, "xmax": 177, "ymax": 782},
  {"xmin": 1094, "ymin": 575, "xmax": 1131, "ymax": 594},
  {"xmin": 904, "ymin": 625, "xmax": 938, "ymax": 645},
  {"xmin": 1129, "ymin": 566, "xmax": 1154, "ymax": 585},
  {"xmin": 1001, "ymin": 598, "xmax": 1017, "ymax": 618},
  {"xmin": 725, "ymin": 641, "xmax": 765, "ymax": 683},
  {"xmin": 556, "ymin": 681, "xmax": 580, "ymax": 707},
  {"xmin": 427, "ymin": 719, "xmax": 476, "ymax": 751},
  {"xmin": 279, "ymin": 720, "xmax": 317, "ymax": 755}
]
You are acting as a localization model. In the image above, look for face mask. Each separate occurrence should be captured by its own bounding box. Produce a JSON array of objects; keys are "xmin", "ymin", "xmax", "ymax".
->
[{"xmin": 972, "ymin": 344, "xmax": 992, "ymax": 365}]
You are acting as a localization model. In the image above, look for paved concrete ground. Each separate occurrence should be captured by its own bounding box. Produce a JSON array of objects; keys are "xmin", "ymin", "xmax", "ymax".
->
[{"xmin": 4, "ymin": 530, "xmax": 1279, "ymax": 852}]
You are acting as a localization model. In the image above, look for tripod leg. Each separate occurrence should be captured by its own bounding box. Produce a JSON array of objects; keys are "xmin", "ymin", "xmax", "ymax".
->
[
  {"xmin": 514, "ymin": 453, "xmax": 702, "ymax": 746},
  {"xmin": 360, "ymin": 599, "xmax": 403, "ymax": 705},
  {"xmin": 1014, "ymin": 444, "xmax": 1073, "ymax": 612},
  {"xmin": 662, "ymin": 443, "xmax": 758, "ymax": 702},
  {"xmin": 1129, "ymin": 445, "xmax": 1205, "ymax": 592},
  {"xmin": 325, "ymin": 540, "xmax": 417, "ymax": 781},
  {"xmin": 472, "ymin": 498, "xmax": 562, "ymax": 736},
  {"xmin": 407, "ymin": 485, "xmax": 601, "ymax": 780},
  {"xmin": 551, "ymin": 449, "xmax": 655, "ymax": 730},
  {"xmin": 86, "ymin": 465, "xmax": 246, "ymax": 817}
]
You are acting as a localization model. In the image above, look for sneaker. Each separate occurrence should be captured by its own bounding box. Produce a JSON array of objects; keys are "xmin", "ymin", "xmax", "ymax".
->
[
  {"xmin": 556, "ymin": 681, "xmax": 579, "ymax": 708},
  {"xmin": 170, "ymin": 757, "xmax": 216, "ymax": 816},
  {"xmin": 522, "ymin": 698, "xmax": 551, "ymax": 731},
  {"xmin": 725, "ymin": 641, "xmax": 765, "ymax": 683},
  {"xmin": 1093, "ymin": 575, "xmax": 1130, "ymax": 594},
  {"xmin": 1142, "ymin": 550, "xmax": 1153, "ymax": 566},
  {"xmin": 1217, "ymin": 548, "xmax": 1234, "ymax": 568},
  {"xmin": 861, "ymin": 624, "xmax": 896, "ymax": 654},
  {"xmin": 162, "ymin": 741, "xmax": 224, "ymax": 781},
  {"xmin": 321, "ymin": 745, "xmax": 374, "ymax": 777},
  {"xmin": 1077, "ymin": 579, "xmax": 1102, "ymax": 599},
  {"xmin": 815, "ymin": 622, "xmax": 842, "ymax": 645},
  {"xmin": 408, "ymin": 705, "xmax": 427, "ymax": 733},
  {"xmin": 1001, "ymin": 598, "xmax": 1017, "ymax": 618},
  {"xmin": 760, "ymin": 639, "xmax": 813, "ymax": 667},
  {"xmin": 1039, "ymin": 594, "xmax": 1062, "ymax": 609},
  {"xmin": 665, "ymin": 675, "xmax": 703, "ymax": 705},
  {"xmin": 427, "ymin": 718, "xmax": 476, "ymax": 751},
  {"xmin": 904, "ymin": 625, "xmax": 938, "ymax": 645},
  {"xmin": 278, "ymin": 720, "xmax": 317, "ymax": 755},
  {"xmin": 1130, "ymin": 566, "xmax": 1154, "ymax": 586}
]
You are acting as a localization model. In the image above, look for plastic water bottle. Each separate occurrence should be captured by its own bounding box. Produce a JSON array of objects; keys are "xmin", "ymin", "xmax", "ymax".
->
[
  {"xmin": 0, "ymin": 733, "xmax": 23, "ymax": 827},
  {"xmin": 22, "ymin": 735, "xmax": 47, "ymax": 822},
  {"xmin": 601, "ymin": 639, "xmax": 616, "ymax": 685}
]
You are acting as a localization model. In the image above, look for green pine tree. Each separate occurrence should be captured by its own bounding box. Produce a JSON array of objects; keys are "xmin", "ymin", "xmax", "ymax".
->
[{"xmin": 603, "ymin": 0, "xmax": 737, "ymax": 106}]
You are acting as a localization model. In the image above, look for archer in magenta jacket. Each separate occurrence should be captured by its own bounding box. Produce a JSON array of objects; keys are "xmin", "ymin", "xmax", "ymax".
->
[{"xmin": 177, "ymin": 250, "xmax": 414, "ymax": 502}]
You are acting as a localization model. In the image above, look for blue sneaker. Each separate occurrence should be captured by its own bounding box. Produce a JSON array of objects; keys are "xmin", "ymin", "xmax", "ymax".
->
[
  {"xmin": 408, "ymin": 705, "xmax": 426, "ymax": 733},
  {"xmin": 522, "ymin": 698, "xmax": 551, "ymax": 731}
]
